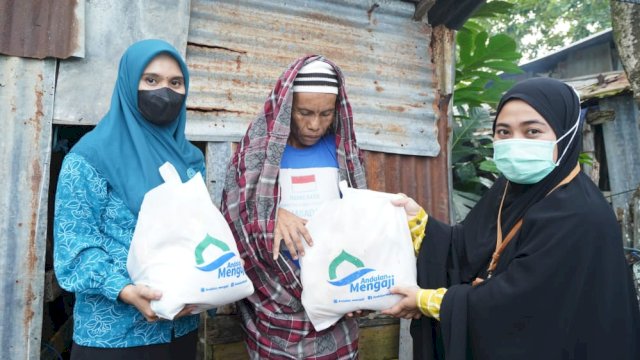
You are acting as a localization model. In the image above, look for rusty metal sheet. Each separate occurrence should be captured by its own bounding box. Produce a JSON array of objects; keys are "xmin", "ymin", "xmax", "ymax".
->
[
  {"xmin": 52, "ymin": 0, "xmax": 191, "ymax": 126},
  {"xmin": 0, "ymin": 0, "xmax": 85, "ymax": 59},
  {"xmin": 0, "ymin": 55, "xmax": 55, "ymax": 359},
  {"xmin": 363, "ymin": 143, "xmax": 450, "ymax": 222},
  {"xmin": 185, "ymin": 0, "xmax": 440, "ymax": 156}
]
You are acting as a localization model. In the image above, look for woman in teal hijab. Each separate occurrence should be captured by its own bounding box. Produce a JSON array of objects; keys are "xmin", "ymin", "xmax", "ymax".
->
[{"xmin": 54, "ymin": 39, "xmax": 204, "ymax": 359}]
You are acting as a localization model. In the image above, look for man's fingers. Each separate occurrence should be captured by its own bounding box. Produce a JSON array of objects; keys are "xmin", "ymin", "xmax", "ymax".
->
[
  {"xmin": 291, "ymin": 230, "xmax": 306, "ymax": 257},
  {"xmin": 297, "ymin": 226, "xmax": 313, "ymax": 247},
  {"xmin": 273, "ymin": 225, "xmax": 283, "ymax": 260},
  {"xmin": 272, "ymin": 236, "xmax": 282, "ymax": 260},
  {"xmin": 282, "ymin": 232, "xmax": 299, "ymax": 260}
]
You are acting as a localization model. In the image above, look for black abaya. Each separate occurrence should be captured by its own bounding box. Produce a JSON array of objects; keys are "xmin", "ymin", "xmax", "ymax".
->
[{"xmin": 413, "ymin": 78, "xmax": 640, "ymax": 359}]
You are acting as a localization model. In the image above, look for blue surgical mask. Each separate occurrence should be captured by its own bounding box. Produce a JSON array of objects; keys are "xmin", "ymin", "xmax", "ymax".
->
[{"xmin": 493, "ymin": 117, "xmax": 580, "ymax": 184}]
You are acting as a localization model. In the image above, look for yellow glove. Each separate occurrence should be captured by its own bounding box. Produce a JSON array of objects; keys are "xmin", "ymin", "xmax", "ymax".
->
[{"xmin": 416, "ymin": 288, "xmax": 447, "ymax": 320}]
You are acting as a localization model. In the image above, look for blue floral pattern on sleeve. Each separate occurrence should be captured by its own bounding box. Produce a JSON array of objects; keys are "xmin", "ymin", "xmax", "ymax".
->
[{"xmin": 54, "ymin": 153, "xmax": 199, "ymax": 347}]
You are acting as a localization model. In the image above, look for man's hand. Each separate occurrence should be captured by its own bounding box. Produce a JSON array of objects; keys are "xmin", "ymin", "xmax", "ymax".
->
[
  {"xmin": 381, "ymin": 286, "xmax": 422, "ymax": 320},
  {"xmin": 391, "ymin": 194, "xmax": 422, "ymax": 219},
  {"xmin": 273, "ymin": 208, "xmax": 313, "ymax": 260},
  {"xmin": 119, "ymin": 284, "xmax": 162, "ymax": 322}
]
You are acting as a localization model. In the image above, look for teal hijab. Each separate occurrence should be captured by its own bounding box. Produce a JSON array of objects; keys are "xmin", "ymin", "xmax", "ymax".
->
[{"xmin": 72, "ymin": 39, "xmax": 204, "ymax": 214}]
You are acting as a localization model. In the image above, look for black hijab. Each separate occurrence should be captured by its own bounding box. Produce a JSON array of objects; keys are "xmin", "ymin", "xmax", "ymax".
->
[
  {"xmin": 442, "ymin": 77, "xmax": 584, "ymax": 286},
  {"xmin": 495, "ymin": 77, "xmax": 582, "ymax": 235}
]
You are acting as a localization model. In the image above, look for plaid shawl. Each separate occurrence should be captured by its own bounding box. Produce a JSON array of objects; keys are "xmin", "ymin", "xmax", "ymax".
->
[{"xmin": 221, "ymin": 55, "xmax": 367, "ymax": 359}]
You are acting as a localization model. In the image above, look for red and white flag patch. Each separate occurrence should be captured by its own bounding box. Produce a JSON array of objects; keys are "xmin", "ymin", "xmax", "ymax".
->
[{"xmin": 291, "ymin": 174, "xmax": 317, "ymax": 192}]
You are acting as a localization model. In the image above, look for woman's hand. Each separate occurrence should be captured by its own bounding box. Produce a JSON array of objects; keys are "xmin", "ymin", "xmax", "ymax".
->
[
  {"xmin": 119, "ymin": 284, "xmax": 162, "ymax": 322},
  {"xmin": 273, "ymin": 208, "xmax": 313, "ymax": 260},
  {"xmin": 391, "ymin": 194, "xmax": 422, "ymax": 219},
  {"xmin": 345, "ymin": 310, "xmax": 373, "ymax": 318},
  {"xmin": 381, "ymin": 286, "xmax": 422, "ymax": 320},
  {"xmin": 175, "ymin": 305, "xmax": 198, "ymax": 319}
]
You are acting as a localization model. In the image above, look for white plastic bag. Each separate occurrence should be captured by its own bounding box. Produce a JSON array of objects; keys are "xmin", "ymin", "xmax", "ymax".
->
[
  {"xmin": 127, "ymin": 162, "xmax": 253, "ymax": 320},
  {"xmin": 300, "ymin": 181, "xmax": 417, "ymax": 331}
]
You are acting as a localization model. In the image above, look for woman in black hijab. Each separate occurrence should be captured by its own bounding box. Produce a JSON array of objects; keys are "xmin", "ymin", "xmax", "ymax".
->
[{"xmin": 383, "ymin": 77, "xmax": 640, "ymax": 359}]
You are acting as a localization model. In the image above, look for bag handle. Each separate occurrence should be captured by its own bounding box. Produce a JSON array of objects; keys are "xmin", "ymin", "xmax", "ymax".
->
[{"xmin": 158, "ymin": 162, "xmax": 182, "ymax": 184}]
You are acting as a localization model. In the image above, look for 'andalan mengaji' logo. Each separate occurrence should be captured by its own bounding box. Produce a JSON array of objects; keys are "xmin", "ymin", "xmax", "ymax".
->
[
  {"xmin": 328, "ymin": 250, "xmax": 374, "ymax": 285},
  {"xmin": 194, "ymin": 234, "xmax": 236, "ymax": 272},
  {"xmin": 328, "ymin": 250, "xmax": 395, "ymax": 293}
]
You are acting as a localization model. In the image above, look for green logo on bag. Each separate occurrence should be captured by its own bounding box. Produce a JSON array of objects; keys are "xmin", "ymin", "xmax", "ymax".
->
[
  {"xmin": 327, "ymin": 250, "xmax": 374, "ymax": 286},
  {"xmin": 327, "ymin": 250, "xmax": 395, "ymax": 294},
  {"xmin": 194, "ymin": 234, "xmax": 236, "ymax": 272}
]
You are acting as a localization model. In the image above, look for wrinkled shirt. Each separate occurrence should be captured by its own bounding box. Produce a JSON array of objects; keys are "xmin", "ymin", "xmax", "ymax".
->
[{"xmin": 54, "ymin": 153, "xmax": 201, "ymax": 347}]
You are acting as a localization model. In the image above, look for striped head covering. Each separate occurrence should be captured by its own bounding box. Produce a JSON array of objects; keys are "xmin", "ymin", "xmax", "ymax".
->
[
  {"xmin": 220, "ymin": 55, "xmax": 366, "ymax": 359},
  {"xmin": 293, "ymin": 60, "xmax": 339, "ymax": 94}
]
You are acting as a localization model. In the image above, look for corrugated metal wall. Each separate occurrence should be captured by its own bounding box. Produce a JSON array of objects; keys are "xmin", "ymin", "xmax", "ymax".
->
[
  {"xmin": 53, "ymin": 0, "xmax": 192, "ymax": 126},
  {"xmin": 600, "ymin": 94, "xmax": 640, "ymax": 247},
  {"xmin": 0, "ymin": 56, "xmax": 55, "ymax": 359},
  {"xmin": 186, "ymin": 0, "xmax": 439, "ymax": 156},
  {"xmin": 51, "ymin": 0, "xmax": 440, "ymax": 157},
  {"xmin": 363, "ymin": 25, "xmax": 453, "ymax": 220}
]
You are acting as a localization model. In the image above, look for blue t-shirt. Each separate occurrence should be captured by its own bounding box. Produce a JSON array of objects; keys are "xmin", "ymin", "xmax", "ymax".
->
[{"xmin": 279, "ymin": 134, "xmax": 339, "ymax": 266}]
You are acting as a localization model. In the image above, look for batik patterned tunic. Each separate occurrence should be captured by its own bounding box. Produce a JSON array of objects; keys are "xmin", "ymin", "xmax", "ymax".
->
[{"xmin": 54, "ymin": 153, "xmax": 201, "ymax": 347}]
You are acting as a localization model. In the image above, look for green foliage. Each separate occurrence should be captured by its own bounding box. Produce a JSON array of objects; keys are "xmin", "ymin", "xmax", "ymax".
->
[
  {"xmin": 578, "ymin": 152, "xmax": 594, "ymax": 166},
  {"xmin": 475, "ymin": 0, "xmax": 611, "ymax": 60},
  {"xmin": 452, "ymin": 0, "xmax": 604, "ymax": 220},
  {"xmin": 452, "ymin": 2, "xmax": 523, "ymax": 221},
  {"xmin": 455, "ymin": 25, "xmax": 522, "ymax": 108},
  {"xmin": 452, "ymin": 106, "xmax": 498, "ymax": 220}
]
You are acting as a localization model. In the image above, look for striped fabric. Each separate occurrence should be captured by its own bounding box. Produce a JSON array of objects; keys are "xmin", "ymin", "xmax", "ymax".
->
[
  {"xmin": 220, "ymin": 55, "xmax": 367, "ymax": 359},
  {"xmin": 292, "ymin": 60, "xmax": 339, "ymax": 94}
]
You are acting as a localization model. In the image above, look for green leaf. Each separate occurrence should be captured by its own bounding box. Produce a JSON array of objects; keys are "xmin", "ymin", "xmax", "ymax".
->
[
  {"xmin": 473, "ymin": 31, "xmax": 490, "ymax": 59},
  {"xmin": 479, "ymin": 159, "xmax": 499, "ymax": 173},
  {"xmin": 578, "ymin": 152, "xmax": 594, "ymax": 166},
  {"xmin": 482, "ymin": 60, "xmax": 524, "ymax": 74},
  {"xmin": 453, "ymin": 1, "xmax": 525, "ymax": 207},
  {"xmin": 486, "ymin": 34, "xmax": 518, "ymax": 55},
  {"xmin": 457, "ymin": 29, "xmax": 474, "ymax": 65},
  {"xmin": 462, "ymin": 20, "xmax": 486, "ymax": 33},
  {"xmin": 471, "ymin": 1, "xmax": 515, "ymax": 18},
  {"xmin": 452, "ymin": 190, "xmax": 482, "ymax": 221},
  {"xmin": 470, "ymin": 176, "xmax": 495, "ymax": 189},
  {"xmin": 455, "ymin": 162, "xmax": 478, "ymax": 183}
]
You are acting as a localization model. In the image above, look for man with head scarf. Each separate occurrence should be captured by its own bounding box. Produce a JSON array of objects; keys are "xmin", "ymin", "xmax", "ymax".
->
[
  {"xmin": 383, "ymin": 77, "xmax": 640, "ymax": 359},
  {"xmin": 221, "ymin": 55, "xmax": 366, "ymax": 359}
]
